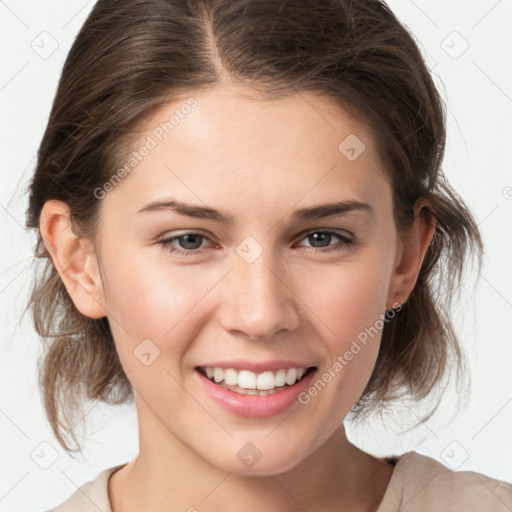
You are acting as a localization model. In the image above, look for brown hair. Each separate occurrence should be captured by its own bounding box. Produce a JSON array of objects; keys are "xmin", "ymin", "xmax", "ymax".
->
[{"xmin": 24, "ymin": 0, "xmax": 483, "ymax": 453}]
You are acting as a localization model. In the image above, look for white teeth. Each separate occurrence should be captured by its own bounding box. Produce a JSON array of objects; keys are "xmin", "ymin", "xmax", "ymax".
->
[
  {"xmin": 238, "ymin": 370, "xmax": 257, "ymax": 389},
  {"xmin": 256, "ymin": 371, "xmax": 275, "ymax": 391},
  {"xmin": 216, "ymin": 381, "xmax": 282, "ymax": 395},
  {"xmin": 275, "ymin": 369, "xmax": 287, "ymax": 387},
  {"xmin": 201, "ymin": 366, "xmax": 311, "ymax": 390},
  {"xmin": 285, "ymin": 368, "xmax": 297, "ymax": 385},
  {"xmin": 224, "ymin": 368, "xmax": 238, "ymax": 386},
  {"xmin": 213, "ymin": 367, "xmax": 224, "ymax": 383}
]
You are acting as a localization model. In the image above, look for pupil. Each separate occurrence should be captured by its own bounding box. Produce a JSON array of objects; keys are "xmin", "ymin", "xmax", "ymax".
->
[
  {"xmin": 309, "ymin": 233, "xmax": 330, "ymax": 247},
  {"xmin": 180, "ymin": 234, "xmax": 202, "ymax": 250}
]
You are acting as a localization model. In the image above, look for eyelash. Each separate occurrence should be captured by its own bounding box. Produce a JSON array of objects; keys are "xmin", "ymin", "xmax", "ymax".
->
[{"xmin": 158, "ymin": 229, "xmax": 354, "ymax": 256}]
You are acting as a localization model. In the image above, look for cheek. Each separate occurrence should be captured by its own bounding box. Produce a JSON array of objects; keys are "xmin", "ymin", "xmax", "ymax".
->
[
  {"xmin": 295, "ymin": 268, "xmax": 388, "ymax": 416},
  {"xmin": 293, "ymin": 250, "xmax": 394, "ymax": 407},
  {"xmin": 101, "ymin": 251, "xmax": 222, "ymax": 361},
  {"xmin": 297, "ymin": 258, "xmax": 391, "ymax": 346}
]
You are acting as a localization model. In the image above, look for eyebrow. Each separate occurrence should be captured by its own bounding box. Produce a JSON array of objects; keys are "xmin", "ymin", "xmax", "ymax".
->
[{"xmin": 137, "ymin": 198, "xmax": 374, "ymax": 223}]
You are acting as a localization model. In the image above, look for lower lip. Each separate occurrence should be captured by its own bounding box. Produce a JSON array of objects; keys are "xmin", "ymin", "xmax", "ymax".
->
[{"xmin": 194, "ymin": 368, "xmax": 316, "ymax": 417}]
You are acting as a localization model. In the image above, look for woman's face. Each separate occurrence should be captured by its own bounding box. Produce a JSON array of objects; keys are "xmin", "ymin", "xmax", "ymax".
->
[{"xmin": 93, "ymin": 85, "xmax": 403, "ymax": 474}]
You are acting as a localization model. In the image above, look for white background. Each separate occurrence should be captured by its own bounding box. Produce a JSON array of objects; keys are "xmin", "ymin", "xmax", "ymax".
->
[{"xmin": 1, "ymin": 1, "xmax": 511, "ymax": 510}]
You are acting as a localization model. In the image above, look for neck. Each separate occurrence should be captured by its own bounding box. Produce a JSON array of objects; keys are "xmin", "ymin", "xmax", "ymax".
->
[{"xmin": 109, "ymin": 401, "xmax": 393, "ymax": 512}]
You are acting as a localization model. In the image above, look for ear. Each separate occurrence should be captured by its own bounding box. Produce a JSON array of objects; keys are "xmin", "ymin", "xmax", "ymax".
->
[
  {"xmin": 386, "ymin": 197, "xmax": 436, "ymax": 309},
  {"xmin": 39, "ymin": 200, "xmax": 107, "ymax": 319}
]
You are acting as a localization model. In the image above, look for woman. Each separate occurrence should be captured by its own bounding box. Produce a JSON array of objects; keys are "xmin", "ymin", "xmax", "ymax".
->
[{"xmin": 25, "ymin": 0, "xmax": 512, "ymax": 510}]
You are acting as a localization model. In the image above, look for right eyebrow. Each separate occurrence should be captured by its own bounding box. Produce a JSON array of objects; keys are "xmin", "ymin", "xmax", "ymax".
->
[{"xmin": 137, "ymin": 198, "xmax": 236, "ymax": 224}]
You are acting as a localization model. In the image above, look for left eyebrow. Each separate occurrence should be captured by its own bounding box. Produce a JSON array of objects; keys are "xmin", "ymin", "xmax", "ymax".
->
[
  {"xmin": 291, "ymin": 200, "xmax": 375, "ymax": 221},
  {"xmin": 136, "ymin": 197, "xmax": 374, "ymax": 224}
]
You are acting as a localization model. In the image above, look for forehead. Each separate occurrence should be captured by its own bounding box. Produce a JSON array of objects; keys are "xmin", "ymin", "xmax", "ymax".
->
[
  {"xmin": 102, "ymin": 84, "xmax": 391, "ymax": 221},
  {"xmin": 143, "ymin": 85, "xmax": 372, "ymax": 158}
]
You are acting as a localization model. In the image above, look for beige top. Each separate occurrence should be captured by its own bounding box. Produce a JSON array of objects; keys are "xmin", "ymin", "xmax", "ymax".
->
[{"xmin": 47, "ymin": 451, "xmax": 512, "ymax": 511}]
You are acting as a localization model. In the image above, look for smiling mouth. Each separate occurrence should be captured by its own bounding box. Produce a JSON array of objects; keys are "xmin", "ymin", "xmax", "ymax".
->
[{"xmin": 196, "ymin": 366, "xmax": 317, "ymax": 396}]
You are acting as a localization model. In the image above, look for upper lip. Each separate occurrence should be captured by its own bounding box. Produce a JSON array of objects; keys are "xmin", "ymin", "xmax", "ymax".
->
[{"xmin": 196, "ymin": 359, "xmax": 317, "ymax": 373}]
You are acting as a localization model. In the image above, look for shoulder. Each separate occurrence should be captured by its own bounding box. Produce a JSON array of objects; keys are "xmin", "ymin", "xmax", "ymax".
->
[
  {"xmin": 378, "ymin": 450, "xmax": 512, "ymax": 512},
  {"xmin": 45, "ymin": 463, "xmax": 127, "ymax": 512}
]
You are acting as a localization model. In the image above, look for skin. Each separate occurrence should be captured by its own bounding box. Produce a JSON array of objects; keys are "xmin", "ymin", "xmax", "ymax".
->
[{"xmin": 40, "ymin": 84, "xmax": 435, "ymax": 512}]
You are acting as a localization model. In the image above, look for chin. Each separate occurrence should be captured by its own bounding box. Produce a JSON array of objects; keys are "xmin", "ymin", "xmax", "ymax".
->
[{"xmin": 205, "ymin": 442, "xmax": 310, "ymax": 477}]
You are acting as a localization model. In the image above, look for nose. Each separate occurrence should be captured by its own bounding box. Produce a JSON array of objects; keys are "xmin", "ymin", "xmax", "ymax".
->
[{"xmin": 219, "ymin": 250, "xmax": 300, "ymax": 340}]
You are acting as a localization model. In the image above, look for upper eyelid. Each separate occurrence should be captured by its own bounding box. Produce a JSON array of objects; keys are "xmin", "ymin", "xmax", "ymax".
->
[{"xmin": 294, "ymin": 227, "xmax": 354, "ymax": 240}]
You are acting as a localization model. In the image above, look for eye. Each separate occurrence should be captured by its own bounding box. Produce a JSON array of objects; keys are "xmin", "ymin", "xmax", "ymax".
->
[
  {"xmin": 294, "ymin": 229, "xmax": 354, "ymax": 253},
  {"xmin": 159, "ymin": 231, "xmax": 214, "ymax": 256},
  {"xmin": 159, "ymin": 229, "xmax": 354, "ymax": 256}
]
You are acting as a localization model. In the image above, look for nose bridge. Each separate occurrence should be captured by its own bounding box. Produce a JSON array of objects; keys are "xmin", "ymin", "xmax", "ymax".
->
[{"xmin": 221, "ymin": 241, "xmax": 299, "ymax": 339}]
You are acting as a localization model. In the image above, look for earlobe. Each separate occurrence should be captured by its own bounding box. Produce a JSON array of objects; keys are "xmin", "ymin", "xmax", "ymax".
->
[
  {"xmin": 39, "ymin": 200, "xmax": 107, "ymax": 319},
  {"xmin": 386, "ymin": 197, "xmax": 436, "ymax": 309}
]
